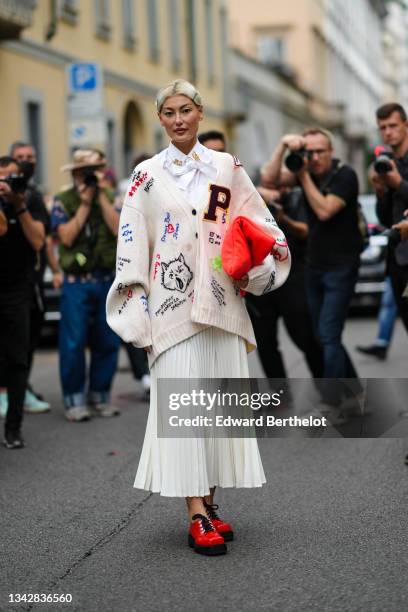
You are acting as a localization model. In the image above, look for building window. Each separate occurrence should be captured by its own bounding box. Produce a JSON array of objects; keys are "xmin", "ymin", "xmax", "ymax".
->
[
  {"xmin": 122, "ymin": 0, "xmax": 136, "ymax": 50},
  {"xmin": 60, "ymin": 0, "xmax": 78, "ymax": 25},
  {"xmin": 186, "ymin": 0, "xmax": 197, "ymax": 82},
  {"xmin": 95, "ymin": 0, "xmax": 111, "ymax": 40},
  {"xmin": 25, "ymin": 101, "xmax": 44, "ymax": 186},
  {"xmin": 146, "ymin": 0, "xmax": 159, "ymax": 61},
  {"xmin": 256, "ymin": 35, "xmax": 286, "ymax": 66},
  {"xmin": 205, "ymin": 0, "xmax": 215, "ymax": 84},
  {"xmin": 106, "ymin": 117, "xmax": 116, "ymax": 168},
  {"xmin": 168, "ymin": 0, "xmax": 180, "ymax": 71}
]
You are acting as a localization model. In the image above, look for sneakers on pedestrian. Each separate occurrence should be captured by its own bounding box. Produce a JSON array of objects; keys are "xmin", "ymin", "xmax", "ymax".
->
[
  {"xmin": 141, "ymin": 374, "xmax": 150, "ymax": 391},
  {"xmin": 24, "ymin": 389, "xmax": 51, "ymax": 414},
  {"xmin": 3, "ymin": 430, "xmax": 25, "ymax": 449},
  {"xmin": 141, "ymin": 374, "xmax": 150, "ymax": 399},
  {"xmin": 90, "ymin": 403, "xmax": 121, "ymax": 418},
  {"xmin": 65, "ymin": 406, "xmax": 91, "ymax": 422},
  {"xmin": 356, "ymin": 344, "xmax": 387, "ymax": 360},
  {"xmin": 0, "ymin": 392, "xmax": 7, "ymax": 419}
]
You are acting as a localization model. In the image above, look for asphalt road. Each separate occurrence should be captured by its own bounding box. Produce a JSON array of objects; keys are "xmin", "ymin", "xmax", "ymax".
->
[{"xmin": 1, "ymin": 317, "xmax": 407, "ymax": 612}]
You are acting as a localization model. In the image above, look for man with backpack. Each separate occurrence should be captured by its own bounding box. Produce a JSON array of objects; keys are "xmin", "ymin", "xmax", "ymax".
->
[{"xmin": 262, "ymin": 128, "xmax": 363, "ymax": 417}]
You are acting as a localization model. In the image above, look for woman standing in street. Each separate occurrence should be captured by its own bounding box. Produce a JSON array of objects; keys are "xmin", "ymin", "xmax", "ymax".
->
[{"xmin": 106, "ymin": 79, "xmax": 290, "ymax": 555}]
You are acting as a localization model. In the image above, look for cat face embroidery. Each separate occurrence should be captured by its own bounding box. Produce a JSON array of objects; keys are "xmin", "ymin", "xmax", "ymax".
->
[{"xmin": 161, "ymin": 253, "xmax": 193, "ymax": 293}]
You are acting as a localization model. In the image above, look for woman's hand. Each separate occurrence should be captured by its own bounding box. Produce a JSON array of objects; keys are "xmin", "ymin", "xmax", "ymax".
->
[
  {"xmin": 232, "ymin": 274, "xmax": 249, "ymax": 290},
  {"xmin": 144, "ymin": 345, "xmax": 152, "ymax": 353}
]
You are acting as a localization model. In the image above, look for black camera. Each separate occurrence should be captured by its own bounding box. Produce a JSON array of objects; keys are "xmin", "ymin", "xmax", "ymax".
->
[
  {"xmin": 3, "ymin": 173, "xmax": 28, "ymax": 194},
  {"xmin": 83, "ymin": 170, "xmax": 98, "ymax": 188},
  {"xmin": 374, "ymin": 147, "xmax": 394, "ymax": 175},
  {"xmin": 285, "ymin": 149, "xmax": 310, "ymax": 172}
]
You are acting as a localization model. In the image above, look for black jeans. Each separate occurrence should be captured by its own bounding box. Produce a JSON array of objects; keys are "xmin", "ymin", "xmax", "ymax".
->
[
  {"xmin": 306, "ymin": 263, "xmax": 359, "ymax": 379},
  {"xmin": 28, "ymin": 282, "xmax": 45, "ymax": 378},
  {"xmin": 246, "ymin": 262, "xmax": 324, "ymax": 379},
  {"xmin": 306, "ymin": 262, "xmax": 362, "ymax": 405},
  {"xmin": 0, "ymin": 283, "xmax": 30, "ymax": 434},
  {"xmin": 0, "ymin": 282, "xmax": 44, "ymax": 387},
  {"xmin": 124, "ymin": 342, "xmax": 149, "ymax": 380}
]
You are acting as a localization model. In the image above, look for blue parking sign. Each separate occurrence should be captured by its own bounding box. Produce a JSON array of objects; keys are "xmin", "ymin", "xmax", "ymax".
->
[{"xmin": 69, "ymin": 63, "xmax": 98, "ymax": 92}]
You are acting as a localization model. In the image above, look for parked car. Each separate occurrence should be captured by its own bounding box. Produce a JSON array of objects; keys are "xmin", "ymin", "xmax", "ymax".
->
[
  {"xmin": 41, "ymin": 266, "xmax": 61, "ymax": 339},
  {"xmin": 352, "ymin": 194, "xmax": 388, "ymax": 308}
]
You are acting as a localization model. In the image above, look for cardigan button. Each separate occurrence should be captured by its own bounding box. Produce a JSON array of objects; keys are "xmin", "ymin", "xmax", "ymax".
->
[
  {"xmin": 195, "ymin": 232, "xmax": 198, "ymax": 239},
  {"xmin": 192, "ymin": 209, "xmax": 197, "ymax": 215}
]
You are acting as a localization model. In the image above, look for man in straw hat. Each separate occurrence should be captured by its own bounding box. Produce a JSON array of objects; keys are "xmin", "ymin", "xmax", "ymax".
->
[{"xmin": 51, "ymin": 149, "xmax": 121, "ymax": 421}]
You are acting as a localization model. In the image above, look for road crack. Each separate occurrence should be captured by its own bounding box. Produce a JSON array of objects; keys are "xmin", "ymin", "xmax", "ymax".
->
[{"xmin": 24, "ymin": 492, "xmax": 153, "ymax": 611}]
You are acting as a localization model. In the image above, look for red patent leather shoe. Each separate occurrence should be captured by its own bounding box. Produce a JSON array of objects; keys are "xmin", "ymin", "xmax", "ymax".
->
[
  {"xmin": 188, "ymin": 514, "xmax": 227, "ymax": 556},
  {"xmin": 204, "ymin": 502, "xmax": 234, "ymax": 542}
]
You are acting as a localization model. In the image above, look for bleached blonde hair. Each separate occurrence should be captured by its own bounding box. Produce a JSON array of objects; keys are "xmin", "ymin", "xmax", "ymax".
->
[{"xmin": 156, "ymin": 79, "xmax": 203, "ymax": 113}]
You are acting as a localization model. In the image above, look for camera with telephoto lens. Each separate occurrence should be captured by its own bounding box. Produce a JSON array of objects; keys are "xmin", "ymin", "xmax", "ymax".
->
[
  {"xmin": 285, "ymin": 149, "xmax": 311, "ymax": 172},
  {"xmin": 374, "ymin": 146, "xmax": 394, "ymax": 175},
  {"xmin": 83, "ymin": 169, "xmax": 98, "ymax": 188},
  {"xmin": 3, "ymin": 173, "xmax": 28, "ymax": 194}
]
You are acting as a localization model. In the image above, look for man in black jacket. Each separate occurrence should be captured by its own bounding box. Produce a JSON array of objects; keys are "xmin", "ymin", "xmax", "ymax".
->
[
  {"xmin": 0, "ymin": 156, "xmax": 46, "ymax": 448},
  {"xmin": 373, "ymin": 103, "xmax": 408, "ymax": 333}
]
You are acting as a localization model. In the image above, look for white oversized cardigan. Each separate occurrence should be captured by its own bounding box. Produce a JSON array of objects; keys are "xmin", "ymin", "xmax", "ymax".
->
[{"xmin": 106, "ymin": 152, "xmax": 291, "ymax": 365}]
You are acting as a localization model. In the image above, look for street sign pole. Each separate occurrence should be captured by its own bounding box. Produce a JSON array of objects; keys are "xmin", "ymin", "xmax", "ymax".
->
[{"xmin": 66, "ymin": 62, "xmax": 106, "ymax": 149}]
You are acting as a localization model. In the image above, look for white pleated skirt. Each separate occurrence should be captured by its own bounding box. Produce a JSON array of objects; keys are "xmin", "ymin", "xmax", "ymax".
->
[{"xmin": 134, "ymin": 328, "xmax": 266, "ymax": 497}]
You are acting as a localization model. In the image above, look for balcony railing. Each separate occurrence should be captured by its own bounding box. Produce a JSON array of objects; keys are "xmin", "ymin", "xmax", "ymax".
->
[{"xmin": 0, "ymin": 0, "xmax": 36, "ymax": 40}]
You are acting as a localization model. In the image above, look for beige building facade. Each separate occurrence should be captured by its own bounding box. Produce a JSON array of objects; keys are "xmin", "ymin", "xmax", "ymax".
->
[
  {"xmin": 0, "ymin": 0, "xmax": 228, "ymax": 194},
  {"xmin": 227, "ymin": 0, "xmax": 389, "ymax": 184}
]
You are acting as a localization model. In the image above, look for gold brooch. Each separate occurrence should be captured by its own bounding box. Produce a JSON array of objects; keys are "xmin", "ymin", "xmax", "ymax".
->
[
  {"xmin": 173, "ymin": 159, "xmax": 183, "ymax": 166},
  {"xmin": 191, "ymin": 151, "xmax": 200, "ymax": 161}
]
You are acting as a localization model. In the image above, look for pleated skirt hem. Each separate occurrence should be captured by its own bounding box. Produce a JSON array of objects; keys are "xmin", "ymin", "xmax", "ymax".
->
[
  {"xmin": 134, "ymin": 482, "xmax": 266, "ymax": 498},
  {"xmin": 133, "ymin": 328, "xmax": 266, "ymax": 497}
]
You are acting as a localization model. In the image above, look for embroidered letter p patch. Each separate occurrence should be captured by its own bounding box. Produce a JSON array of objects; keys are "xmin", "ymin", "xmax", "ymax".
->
[{"xmin": 203, "ymin": 184, "xmax": 231, "ymax": 223}]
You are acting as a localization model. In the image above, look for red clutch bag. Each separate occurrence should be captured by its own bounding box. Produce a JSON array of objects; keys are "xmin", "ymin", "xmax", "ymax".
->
[{"xmin": 221, "ymin": 216, "xmax": 277, "ymax": 279}]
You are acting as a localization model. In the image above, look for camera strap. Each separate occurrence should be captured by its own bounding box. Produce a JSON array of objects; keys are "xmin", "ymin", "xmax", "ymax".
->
[
  {"xmin": 313, "ymin": 160, "xmax": 368, "ymax": 250},
  {"xmin": 318, "ymin": 160, "xmax": 343, "ymax": 195}
]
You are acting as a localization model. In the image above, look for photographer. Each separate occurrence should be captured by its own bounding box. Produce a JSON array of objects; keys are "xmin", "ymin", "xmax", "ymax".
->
[
  {"xmin": 0, "ymin": 156, "xmax": 45, "ymax": 448},
  {"xmin": 373, "ymin": 103, "xmax": 408, "ymax": 332},
  {"xmin": 51, "ymin": 149, "xmax": 120, "ymax": 422},
  {"xmin": 10, "ymin": 141, "xmax": 52, "ymax": 412},
  {"xmin": 262, "ymin": 129, "xmax": 362, "ymax": 414},
  {"xmin": 246, "ymin": 183, "xmax": 323, "ymax": 380}
]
